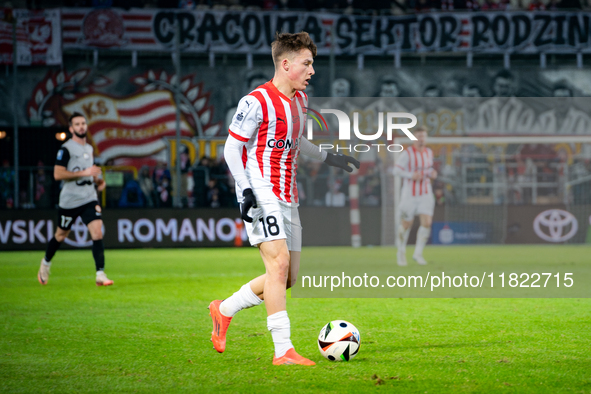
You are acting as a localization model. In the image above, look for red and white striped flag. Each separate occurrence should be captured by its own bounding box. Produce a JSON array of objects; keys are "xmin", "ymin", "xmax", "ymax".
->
[{"xmin": 63, "ymin": 90, "xmax": 193, "ymax": 161}]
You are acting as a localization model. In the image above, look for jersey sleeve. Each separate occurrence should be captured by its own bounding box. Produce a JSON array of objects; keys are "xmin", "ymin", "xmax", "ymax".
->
[
  {"xmin": 55, "ymin": 146, "xmax": 70, "ymax": 167},
  {"xmin": 393, "ymin": 150, "xmax": 412, "ymax": 178},
  {"xmin": 228, "ymin": 95, "xmax": 262, "ymax": 142},
  {"xmin": 299, "ymin": 136, "xmax": 327, "ymax": 161}
]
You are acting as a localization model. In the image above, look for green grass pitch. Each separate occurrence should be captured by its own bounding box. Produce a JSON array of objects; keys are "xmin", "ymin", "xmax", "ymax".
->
[{"xmin": 1, "ymin": 246, "xmax": 590, "ymax": 393}]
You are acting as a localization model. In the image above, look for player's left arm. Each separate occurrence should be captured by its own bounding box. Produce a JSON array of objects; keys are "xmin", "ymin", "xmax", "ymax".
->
[
  {"xmin": 427, "ymin": 168, "xmax": 437, "ymax": 180},
  {"xmin": 300, "ymin": 136, "xmax": 360, "ymax": 173},
  {"xmin": 426, "ymin": 149, "xmax": 437, "ymax": 180}
]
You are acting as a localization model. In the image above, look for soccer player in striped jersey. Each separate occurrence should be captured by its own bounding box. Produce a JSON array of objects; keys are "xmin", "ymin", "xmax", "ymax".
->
[
  {"xmin": 208, "ymin": 31, "xmax": 359, "ymax": 365},
  {"xmin": 394, "ymin": 127, "xmax": 437, "ymax": 266}
]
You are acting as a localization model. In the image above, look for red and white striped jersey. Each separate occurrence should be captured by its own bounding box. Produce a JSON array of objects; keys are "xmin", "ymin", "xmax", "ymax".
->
[
  {"xmin": 395, "ymin": 146, "xmax": 434, "ymax": 197},
  {"xmin": 228, "ymin": 81, "xmax": 307, "ymax": 204}
]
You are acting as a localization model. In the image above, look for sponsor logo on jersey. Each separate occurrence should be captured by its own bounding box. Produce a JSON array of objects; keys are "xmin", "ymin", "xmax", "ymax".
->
[
  {"xmin": 236, "ymin": 112, "xmax": 244, "ymax": 121},
  {"xmin": 267, "ymin": 138, "xmax": 299, "ymax": 150}
]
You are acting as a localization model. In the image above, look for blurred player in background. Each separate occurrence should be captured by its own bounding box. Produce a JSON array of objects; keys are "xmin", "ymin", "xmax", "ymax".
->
[
  {"xmin": 209, "ymin": 32, "xmax": 359, "ymax": 365},
  {"xmin": 394, "ymin": 127, "xmax": 437, "ymax": 266},
  {"xmin": 38, "ymin": 113, "xmax": 113, "ymax": 287}
]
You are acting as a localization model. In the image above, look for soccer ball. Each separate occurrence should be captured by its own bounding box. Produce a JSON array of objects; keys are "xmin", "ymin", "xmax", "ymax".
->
[{"xmin": 317, "ymin": 320, "xmax": 360, "ymax": 361}]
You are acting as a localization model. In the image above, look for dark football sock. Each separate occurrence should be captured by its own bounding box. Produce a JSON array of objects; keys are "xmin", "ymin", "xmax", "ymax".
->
[
  {"xmin": 92, "ymin": 239, "xmax": 105, "ymax": 272},
  {"xmin": 44, "ymin": 237, "xmax": 62, "ymax": 262}
]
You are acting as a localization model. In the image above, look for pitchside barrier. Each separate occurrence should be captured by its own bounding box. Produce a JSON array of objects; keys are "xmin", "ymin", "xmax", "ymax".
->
[{"xmin": 0, "ymin": 205, "xmax": 589, "ymax": 251}]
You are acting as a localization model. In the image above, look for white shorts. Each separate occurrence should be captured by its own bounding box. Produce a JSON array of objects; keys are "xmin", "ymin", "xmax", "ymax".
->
[
  {"xmin": 398, "ymin": 193, "xmax": 435, "ymax": 221},
  {"xmin": 243, "ymin": 199, "xmax": 302, "ymax": 252}
]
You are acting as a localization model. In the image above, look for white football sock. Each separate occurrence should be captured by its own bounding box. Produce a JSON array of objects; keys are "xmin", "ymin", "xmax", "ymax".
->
[
  {"xmin": 397, "ymin": 224, "xmax": 410, "ymax": 253},
  {"xmin": 219, "ymin": 282, "xmax": 263, "ymax": 317},
  {"xmin": 42, "ymin": 258, "xmax": 51, "ymax": 266},
  {"xmin": 267, "ymin": 310, "xmax": 293, "ymax": 358},
  {"xmin": 414, "ymin": 226, "xmax": 431, "ymax": 257}
]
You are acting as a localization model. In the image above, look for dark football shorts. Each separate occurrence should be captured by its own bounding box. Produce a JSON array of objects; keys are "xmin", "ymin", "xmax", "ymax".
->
[{"xmin": 57, "ymin": 201, "xmax": 102, "ymax": 230}]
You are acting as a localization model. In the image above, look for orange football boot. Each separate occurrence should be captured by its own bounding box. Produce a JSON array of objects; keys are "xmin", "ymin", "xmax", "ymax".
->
[
  {"xmin": 272, "ymin": 348, "xmax": 316, "ymax": 366},
  {"xmin": 209, "ymin": 300, "xmax": 232, "ymax": 353}
]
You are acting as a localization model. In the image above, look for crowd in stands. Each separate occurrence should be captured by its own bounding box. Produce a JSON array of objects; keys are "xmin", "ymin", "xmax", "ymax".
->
[
  {"xmin": 12, "ymin": 0, "xmax": 587, "ymax": 13},
  {"xmin": 2, "ymin": 149, "xmax": 590, "ymax": 209},
  {"xmin": 110, "ymin": 155, "xmax": 382, "ymax": 209}
]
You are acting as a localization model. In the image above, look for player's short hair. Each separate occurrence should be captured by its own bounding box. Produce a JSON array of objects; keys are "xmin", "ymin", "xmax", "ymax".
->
[
  {"xmin": 271, "ymin": 31, "xmax": 317, "ymax": 67},
  {"xmin": 68, "ymin": 112, "xmax": 86, "ymax": 125},
  {"xmin": 414, "ymin": 126, "xmax": 428, "ymax": 133}
]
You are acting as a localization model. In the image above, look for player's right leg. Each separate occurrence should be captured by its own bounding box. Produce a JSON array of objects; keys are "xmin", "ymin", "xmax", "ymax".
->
[
  {"xmin": 258, "ymin": 240, "xmax": 314, "ymax": 366},
  {"xmin": 412, "ymin": 214, "xmax": 432, "ymax": 266},
  {"xmin": 87, "ymin": 216, "xmax": 113, "ymax": 287},
  {"xmin": 397, "ymin": 218, "xmax": 413, "ymax": 266},
  {"xmin": 38, "ymin": 226, "xmax": 70, "ymax": 285},
  {"xmin": 397, "ymin": 196, "xmax": 416, "ymax": 266}
]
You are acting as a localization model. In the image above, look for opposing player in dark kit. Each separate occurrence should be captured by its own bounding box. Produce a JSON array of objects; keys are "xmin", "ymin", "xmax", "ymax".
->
[{"xmin": 38, "ymin": 112, "xmax": 113, "ymax": 287}]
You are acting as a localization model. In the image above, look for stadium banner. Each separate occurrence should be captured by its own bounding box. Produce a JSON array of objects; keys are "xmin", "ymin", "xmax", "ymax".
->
[
  {"xmin": 0, "ymin": 9, "xmax": 61, "ymax": 65},
  {"xmin": 307, "ymin": 97, "xmax": 591, "ymax": 136},
  {"xmin": 5, "ymin": 58, "xmax": 591, "ymax": 131},
  {"xmin": 0, "ymin": 208, "xmax": 247, "ymax": 250},
  {"xmin": 0, "ymin": 207, "xmax": 380, "ymax": 250},
  {"xmin": 24, "ymin": 67, "xmax": 222, "ymax": 168},
  {"xmin": 505, "ymin": 205, "xmax": 588, "ymax": 244},
  {"xmin": 0, "ymin": 205, "xmax": 588, "ymax": 251},
  {"xmin": 431, "ymin": 222, "xmax": 493, "ymax": 245},
  {"xmin": 60, "ymin": 8, "xmax": 591, "ymax": 55}
]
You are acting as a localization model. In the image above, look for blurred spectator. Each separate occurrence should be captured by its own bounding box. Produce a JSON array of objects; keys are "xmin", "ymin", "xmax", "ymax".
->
[
  {"xmin": 325, "ymin": 180, "xmax": 346, "ymax": 207},
  {"xmin": 153, "ymin": 162, "xmax": 172, "ymax": 207},
  {"xmin": 179, "ymin": 0, "xmax": 196, "ymax": 8},
  {"xmin": 119, "ymin": 180, "xmax": 145, "ymax": 207},
  {"xmin": 34, "ymin": 161, "xmax": 52, "ymax": 209},
  {"xmin": 546, "ymin": 0, "xmax": 559, "ymax": 8},
  {"xmin": 492, "ymin": 69, "xmax": 515, "ymax": 97},
  {"xmin": 528, "ymin": 0, "xmax": 546, "ymax": 9},
  {"xmin": 377, "ymin": 76, "xmax": 400, "ymax": 97},
  {"xmin": 138, "ymin": 166, "xmax": 154, "ymax": 207},
  {"xmin": 156, "ymin": 177, "xmax": 172, "ymax": 207},
  {"xmin": 64, "ymin": 0, "xmax": 90, "ymax": 5},
  {"xmin": 0, "ymin": 160, "xmax": 14, "ymax": 209},
  {"xmin": 91, "ymin": 0, "xmax": 113, "ymax": 7},
  {"xmin": 361, "ymin": 166, "xmax": 381, "ymax": 206},
  {"xmin": 178, "ymin": 147, "xmax": 192, "ymax": 207},
  {"xmin": 434, "ymin": 185, "xmax": 445, "ymax": 205},
  {"xmin": 206, "ymin": 179, "xmax": 221, "ymax": 208},
  {"xmin": 558, "ymin": 0, "xmax": 582, "ymax": 8},
  {"xmin": 277, "ymin": 0, "xmax": 308, "ymax": 10}
]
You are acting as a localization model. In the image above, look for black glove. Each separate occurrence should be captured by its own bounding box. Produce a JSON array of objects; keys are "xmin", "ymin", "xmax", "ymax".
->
[
  {"xmin": 324, "ymin": 153, "xmax": 361, "ymax": 173},
  {"xmin": 241, "ymin": 188, "xmax": 258, "ymax": 223}
]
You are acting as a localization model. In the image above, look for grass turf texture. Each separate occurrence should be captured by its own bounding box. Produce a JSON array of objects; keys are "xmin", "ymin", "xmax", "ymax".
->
[{"xmin": 0, "ymin": 246, "xmax": 590, "ymax": 393}]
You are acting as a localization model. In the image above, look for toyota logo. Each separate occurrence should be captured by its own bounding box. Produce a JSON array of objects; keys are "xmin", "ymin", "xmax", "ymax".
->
[
  {"xmin": 533, "ymin": 209, "xmax": 578, "ymax": 243},
  {"xmin": 63, "ymin": 217, "xmax": 105, "ymax": 247}
]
